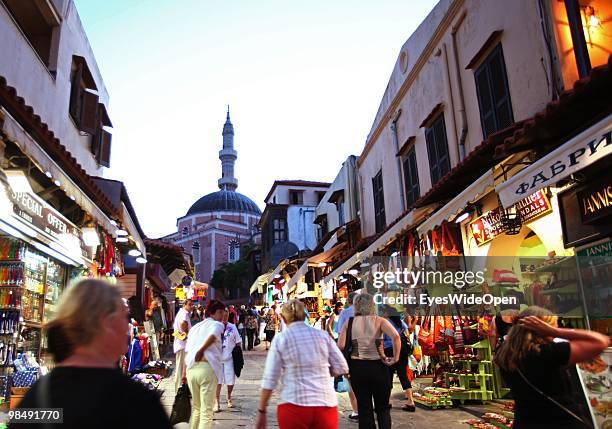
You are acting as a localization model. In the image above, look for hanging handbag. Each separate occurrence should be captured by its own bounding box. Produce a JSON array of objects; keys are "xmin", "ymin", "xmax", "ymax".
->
[
  {"xmin": 170, "ymin": 383, "xmax": 192, "ymax": 425},
  {"xmin": 342, "ymin": 317, "xmax": 354, "ymax": 364}
]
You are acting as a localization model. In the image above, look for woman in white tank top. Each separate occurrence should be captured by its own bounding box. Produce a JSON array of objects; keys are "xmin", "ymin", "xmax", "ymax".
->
[{"xmin": 338, "ymin": 293, "xmax": 400, "ymax": 429}]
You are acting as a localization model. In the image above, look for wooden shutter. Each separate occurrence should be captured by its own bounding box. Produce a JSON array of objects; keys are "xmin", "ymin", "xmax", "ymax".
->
[
  {"xmin": 99, "ymin": 129, "xmax": 112, "ymax": 167},
  {"xmin": 425, "ymin": 126, "xmax": 440, "ymax": 185},
  {"xmin": 434, "ymin": 116, "xmax": 450, "ymax": 178},
  {"xmin": 488, "ymin": 46, "xmax": 514, "ymax": 131},
  {"xmin": 372, "ymin": 172, "xmax": 386, "ymax": 233},
  {"xmin": 475, "ymin": 44, "xmax": 514, "ymax": 138},
  {"xmin": 69, "ymin": 63, "xmax": 83, "ymax": 123},
  {"xmin": 403, "ymin": 147, "xmax": 420, "ymax": 207},
  {"xmin": 79, "ymin": 90, "xmax": 99, "ymax": 134}
]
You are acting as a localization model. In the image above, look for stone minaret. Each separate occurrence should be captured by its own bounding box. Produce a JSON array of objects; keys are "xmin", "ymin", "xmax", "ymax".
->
[{"xmin": 218, "ymin": 106, "xmax": 238, "ymax": 191}]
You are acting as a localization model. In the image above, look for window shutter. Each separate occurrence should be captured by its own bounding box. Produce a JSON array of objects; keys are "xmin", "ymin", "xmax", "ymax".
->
[
  {"xmin": 489, "ymin": 47, "xmax": 514, "ymax": 130},
  {"xmin": 425, "ymin": 126, "xmax": 439, "ymax": 184},
  {"xmin": 434, "ymin": 117, "xmax": 450, "ymax": 178},
  {"xmin": 403, "ymin": 148, "xmax": 420, "ymax": 207},
  {"xmin": 475, "ymin": 65, "xmax": 496, "ymax": 138},
  {"xmin": 79, "ymin": 90, "xmax": 99, "ymax": 134},
  {"xmin": 91, "ymin": 128, "xmax": 102, "ymax": 159},
  {"xmin": 69, "ymin": 64, "xmax": 83, "ymax": 123},
  {"xmin": 99, "ymin": 129, "xmax": 112, "ymax": 167},
  {"xmin": 474, "ymin": 44, "xmax": 513, "ymax": 138}
]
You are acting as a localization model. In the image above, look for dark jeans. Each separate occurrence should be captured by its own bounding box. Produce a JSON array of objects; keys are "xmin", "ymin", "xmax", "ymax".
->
[
  {"xmin": 238, "ymin": 327, "xmax": 246, "ymax": 350},
  {"xmin": 246, "ymin": 328, "xmax": 256, "ymax": 350},
  {"xmin": 384, "ymin": 347, "xmax": 411, "ymax": 390},
  {"xmin": 350, "ymin": 359, "xmax": 392, "ymax": 429}
]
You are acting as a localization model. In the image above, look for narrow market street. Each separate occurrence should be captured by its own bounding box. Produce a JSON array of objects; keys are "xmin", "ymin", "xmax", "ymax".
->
[
  {"xmin": 159, "ymin": 346, "xmax": 479, "ymax": 428},
  {"xmin": 0, "ymin": 1, "xmax": 611, "ymax": 428}
]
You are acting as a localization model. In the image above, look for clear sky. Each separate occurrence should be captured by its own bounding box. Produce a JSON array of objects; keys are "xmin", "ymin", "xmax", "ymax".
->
[{"xmin": 74, "ymin": 0, "xmax": 438, "ymax": 238}]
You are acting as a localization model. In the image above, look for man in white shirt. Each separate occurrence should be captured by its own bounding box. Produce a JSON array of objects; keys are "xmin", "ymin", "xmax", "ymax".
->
[
  {"xmin": 215, "ymin": 309, "xmax": 242, "ymax": 411},
  {"xmin": 173, "ymin": 299, "xmax": 193, "ymax": 391}
]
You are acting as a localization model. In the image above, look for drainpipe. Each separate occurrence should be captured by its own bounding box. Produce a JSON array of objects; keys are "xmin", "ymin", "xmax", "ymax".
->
[
  {"xmin": 451, "ymin": 11, "xmax": 468, "ymax": 161},
  {"xmin": 564, "ymin": 0, "xmax": 591, "ymax": 78},
  {"xmin": 390, "ymin": 110, "xmax": 406, "ymax": 213},
  {"xmin": 300, "ymin": 208, "xmax": 315, "ymax": 250}
]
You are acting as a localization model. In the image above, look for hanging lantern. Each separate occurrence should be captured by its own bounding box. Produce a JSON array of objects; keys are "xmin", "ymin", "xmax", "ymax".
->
[{"xmin": 499, "ymin": 196, "xmax": 522, "ymax": 235}]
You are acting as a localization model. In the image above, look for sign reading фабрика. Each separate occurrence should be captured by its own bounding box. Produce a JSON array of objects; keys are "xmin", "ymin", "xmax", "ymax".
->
[{"xmin": 496, "ymin": 115, "xmax": 612, "ymax": 208}]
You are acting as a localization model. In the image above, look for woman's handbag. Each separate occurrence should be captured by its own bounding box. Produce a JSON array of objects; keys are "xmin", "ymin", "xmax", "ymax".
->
[
  {"xmin": 342, "ymin": 317, "xmax": 354, "ymax": 364},
  {"xmin": 170, "ymin": 383, "xmax": 191, "ymax": 425}
]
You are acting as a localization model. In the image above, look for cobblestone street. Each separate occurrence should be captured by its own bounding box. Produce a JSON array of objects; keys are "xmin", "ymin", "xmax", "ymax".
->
[{"xmin": 159, "ymin": 346, "xmax": 478, "ymax": 428}]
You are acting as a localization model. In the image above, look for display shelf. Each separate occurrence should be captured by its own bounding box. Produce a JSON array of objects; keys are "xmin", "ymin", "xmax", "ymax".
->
[
  {"xmin": 444, "ymin": 339, "xmax": 496, "ymax": 403},
  {"xmin": 540, "ymin": 283, "xmax": 579, "ymax": 295},
  {"xmin": 534, "ymin": 257, "xmax": 572, "ymax": 272}
]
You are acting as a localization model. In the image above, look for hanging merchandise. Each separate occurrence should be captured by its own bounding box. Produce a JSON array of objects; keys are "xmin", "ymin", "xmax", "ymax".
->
[
  {"xmin": 96, "ymin": 230, "xmax": 124, "ymax": 278},
  {"xmin": 478, "ymin": 313, "xmax": 492, "ymax": 338},
  {"xmin": 453, "ymin": 317, "xmax": 465, "ymax": 354}
]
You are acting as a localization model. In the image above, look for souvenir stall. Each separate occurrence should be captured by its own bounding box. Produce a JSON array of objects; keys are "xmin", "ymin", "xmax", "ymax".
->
[{"xmin": 0, "ymin": 173, "xmax": 124, "ymax": 408}]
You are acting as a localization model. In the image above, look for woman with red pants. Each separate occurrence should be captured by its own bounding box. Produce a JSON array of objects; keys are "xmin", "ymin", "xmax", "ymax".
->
[{"xmin": 255, "ymin": 299, "xmax": 349, "ymax": 429}]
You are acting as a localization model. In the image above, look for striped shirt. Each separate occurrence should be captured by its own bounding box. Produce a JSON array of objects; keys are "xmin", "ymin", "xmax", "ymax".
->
[{"xmin": 261, "ymin": 321, "xmax": 349, "ymax": 407}]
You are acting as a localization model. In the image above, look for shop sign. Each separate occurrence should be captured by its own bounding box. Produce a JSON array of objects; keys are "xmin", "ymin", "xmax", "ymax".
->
[
  {"xmin": 496, "ymin": 115, "xmax": 612, "ymax": 208},
  {"xmin": 514, "ymin": 189, "xmax": 552, "ymax": 223},
  {"xmin": 11, "ymin": 191, "xmax": 81, "ymax": 242},
  {"xmin": 577, "ymin": 177, "xmax": 612, "ymax": 224},
  {"xmin": 469, "ymin": 190, "xmax": 552, "ymax": 246}
]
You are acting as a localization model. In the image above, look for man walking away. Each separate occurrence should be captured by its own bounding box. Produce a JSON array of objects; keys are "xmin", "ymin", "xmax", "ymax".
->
[{"xmin": 174, "ymin": 299, "xmax": 194, "ymax": 391}]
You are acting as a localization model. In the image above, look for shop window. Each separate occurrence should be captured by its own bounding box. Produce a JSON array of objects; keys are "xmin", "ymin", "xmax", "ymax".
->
[
  {"xmin": 425, "ymin": 113, "xmax": 451, "ymax": 186},
  {"xmin": 1, "ymin": 0, "xmax": 60, "ymax": 69},
  {"xmin": 474, "ymin": 44, "xmax": 514, "ymax": 138},
  {"xmin": 372, "ymin": 170, "xmax": 386, "ymax": 234},
  {"xmin": 290, "ymin": 190, "xmax": 303, "ymax": 205},
  {"xmin": 273, "ymin": 218, "xmax": 286, "ymax": 244},
  {"xmin": 402, "ymin": 146, "xmax": 420, "ymax": 207},
  {"xmin": 69, "ymin": 56, "xmax": 100, "ymax": 135}
]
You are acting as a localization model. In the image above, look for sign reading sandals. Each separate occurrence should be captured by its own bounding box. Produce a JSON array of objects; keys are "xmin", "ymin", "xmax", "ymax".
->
[{"xmin": 496, "ymin": 114, "xmax": 612, "ymax": 208}]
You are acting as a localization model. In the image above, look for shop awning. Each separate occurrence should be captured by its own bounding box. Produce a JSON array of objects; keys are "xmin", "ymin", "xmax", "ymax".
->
[
  {"xmin": 417, "ymin": 170, "xmax": 495, "ymax": 235},
  {"xmin": 285, "ymin": 242, "xmax": 347, "ymax": 291},
  {"xmin": 321, "ymin": 251, "xmax": 362, "ymax": 285},
  {"xmin": 0, "ymin": 110, "xmax": 117, "ymax": 235},
  {"xmin": 249, "ymin": 272, "xmax": 272, "ymax": 295},
  {"xmin": 168, "ymin": 269, "xmax": 188, "ymax": 287},
  {"xmin": 496, "ymin": 113, "xmax": 612, "ymax": 208},
  {"xmin": 361, "ymin": 204, "xmax": 436, "ymax": 260}
]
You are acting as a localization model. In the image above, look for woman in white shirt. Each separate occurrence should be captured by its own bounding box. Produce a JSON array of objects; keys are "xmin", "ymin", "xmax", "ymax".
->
[
  {"xmin": 185, "ymin": 300, "xmax": 227, "ymax": 429},
  {"xmin": 255, "ymin": 299, "xmax": 349, "ymax": 429},
  {"xmin": 215, "ymin": 309, "xmax": 242, "ymax": 411}
]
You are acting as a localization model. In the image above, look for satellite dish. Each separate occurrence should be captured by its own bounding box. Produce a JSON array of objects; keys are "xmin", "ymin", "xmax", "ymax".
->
[{"xmin": 270, "ymin": 241, "xmax": 299, "ymax": 267}]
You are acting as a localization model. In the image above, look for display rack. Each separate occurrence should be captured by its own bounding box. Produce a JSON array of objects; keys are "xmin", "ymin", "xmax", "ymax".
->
[
  {"xmin": 444, "ymin": 339, "xmax": 495, "ymax": 403},
  {"xmin": 413, "ymin": 388, "xmax": 454, "ymax": 409}
]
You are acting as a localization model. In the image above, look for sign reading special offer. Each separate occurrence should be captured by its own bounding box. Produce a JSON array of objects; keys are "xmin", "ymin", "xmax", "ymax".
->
[{"xmin": 469, "ymin": 190, "xmax": 552, "ymax": 246}]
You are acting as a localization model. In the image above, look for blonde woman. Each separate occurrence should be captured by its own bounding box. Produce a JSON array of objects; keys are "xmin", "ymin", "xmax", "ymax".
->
[
  {"xmin": 255, "ymin": 299, "xmax": 348, "ymax": 429},
  {"xmin": 495, "ymin": 306, "xmax": 609, "ymax": 429},
  {"xmin": 338, "ymin": 293, "xmax": 401, "ymax": 429},
  {"xmin": 11, "ymin": 279, "xmax": 171, "ymax": 428}
]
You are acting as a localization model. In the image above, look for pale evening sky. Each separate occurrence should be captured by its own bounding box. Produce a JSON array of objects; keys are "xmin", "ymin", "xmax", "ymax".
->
[{"xmin": 74, "ymin": 0, "xmax": 438, "ymax": 238}]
